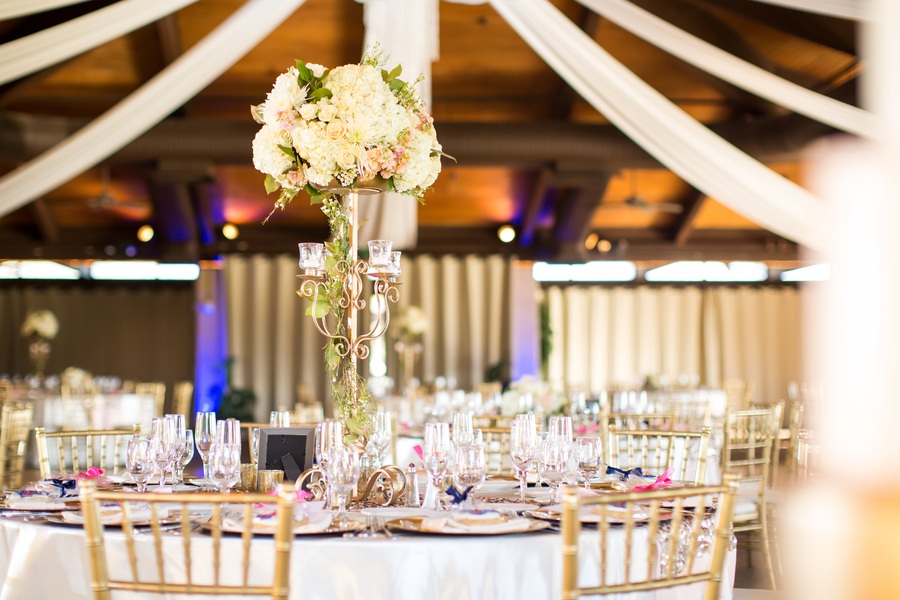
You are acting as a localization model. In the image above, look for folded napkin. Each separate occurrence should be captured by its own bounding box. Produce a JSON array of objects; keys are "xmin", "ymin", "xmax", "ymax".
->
[
  {"xmin": 61, "ymin": 506, "xmax": 168, "ymax": 525},
  {"xmin": 632, "ymin": 467, "xmax": 675, "ymax": 492},
  {"xmin": 420, "ymin": 516, "xmax": 532, "ymax": 534},
  {"xmin": 5, "ymin": 497, "xmax": 72, "ymax": 510}
]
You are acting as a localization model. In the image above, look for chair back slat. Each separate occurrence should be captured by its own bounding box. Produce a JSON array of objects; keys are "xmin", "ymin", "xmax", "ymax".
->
[
  {"xmin": 34, "ymin": 426, "xmax": 140, "ymax": 478},
  {"xmin": 607, "ymin": 426, "xmax": 711, "ymax": 484},
  {"xmin": 79, "ymin": 481, "xmax": 295, "ymax": 598},
  {"xmin": 0, "ymin": 403, "xmax": 34, "ymax": 489},
  {"xmin": 561, "ymin": 475, "xmax": 739, "ymax": 599}
]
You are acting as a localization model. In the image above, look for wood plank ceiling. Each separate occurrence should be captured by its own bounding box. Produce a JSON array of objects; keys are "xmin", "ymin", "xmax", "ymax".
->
[{"xmin": 0, "ymin": 0, "xmax": 857, "ymax": 264}]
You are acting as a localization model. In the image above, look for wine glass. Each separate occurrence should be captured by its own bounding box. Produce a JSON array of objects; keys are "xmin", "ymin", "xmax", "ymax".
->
[
  {"xmin": 126, "ymin": 434, "xmax": 154, "ymax": 493},
  {"xmin": 548, "ymin": 415, "xmax": 574, "ymax": 444},
  {"xmin": 423, "ymin": 422, "xmax": 451, "ymax": 510},
  {"xmin": 216, "ymin": 418, "xmax": 241, "ymax": 447},
  {"xmin": 316, "ymin": 421, "xmax": 343, "ymax": 508},
  {"xmin": 537, "ymin": 435, "xmax": 568, "ymax": 504},
  {"xmin": 327, "ymin": 445, "xmax": 360, "ymax": 524},
  {"xmin": 510, "ymin": 414, "xmax": 537, "ymax": 501},
  {"xmin": 451, "ymin": 412, "xmax": 474, "ymax": 447},
  {"xmin": 195, "ymin": 411, "xmax": 216, "ymax": 479},
  {"xmin": 177, "ymin": 430, "xmax": 195, "ymax": 485},
  {"xmin": 574, "ymin": 436, "xmax": 602, "ymax": 489},
  {"xmin": 452, "ymin": 442, "xmax": 486, "ymax": 507},
  {"xmin": 208, "ymin": 442, "xmax": 241, "ymax": 493},
  {"xmin": 369, "ymin": 411, "xmax": 392, "ymax": 467}
]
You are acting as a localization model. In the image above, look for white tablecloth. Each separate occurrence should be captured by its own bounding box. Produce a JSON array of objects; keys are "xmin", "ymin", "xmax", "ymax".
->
[{"xmin": 0, "ymin": 517, "xmax": 735, "ymax": 600}]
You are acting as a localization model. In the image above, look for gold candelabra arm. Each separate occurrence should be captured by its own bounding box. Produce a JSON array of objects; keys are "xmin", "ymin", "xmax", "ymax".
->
[
  {"xmin": 352, "ymin": 275, "xmax": 401, "ymax": 358},
  {"xmin": 297, "ymin": 275, "xmax": 351, "ymax": 356}
]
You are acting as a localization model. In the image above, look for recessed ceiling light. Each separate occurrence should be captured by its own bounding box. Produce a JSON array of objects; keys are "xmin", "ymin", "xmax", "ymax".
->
[
  {"xmin": 498, "ymin": 224, "xmax": 516, "ymax": 243},
  {"xmin": 222, "ymin": 223, "xmax": 239, "ymax": 240},
  {"xmin": 137, "ymin": 225, "xmax": 154, "ymax": 242},
  {"xmin": 584, "ymin": 232, "xmax": 599, "ymax": 250}
]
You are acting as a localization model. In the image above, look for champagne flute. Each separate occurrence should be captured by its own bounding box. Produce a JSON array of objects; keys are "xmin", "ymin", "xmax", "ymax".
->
[
  {"xmin": 150, "ymin": 417, "xmax": 174, "ymax": 487},
  {"xmin": 510, "ymin": 414, "xmax": 537, "ymax": 501},
  {"xmin": 166, "ymin": 414, "xmax": 186, "ymax": 485},
  {"xmin": 423, "ymin": 422, "xmax": 451, "ymax": 510},
  {"xmin": 369, "ymin": 411, "xmax": 392, "ymax": 467},
  {"xmin": 316, "ymin": 421, "xmax": 343, "ymax": 509},
  {"xmin": 574, "ymin": 436, "xmax": 602, "ymax": 489},
  {"xmin": 126, "ymin": 434, "xmax": 154, "ymax": 493},
  {"xmin": 195, "ymin": 411, "xmax": 217, "ymax": 479},
  {"xmin": 178, "ymin": 430, "xmax": 195, "ymax": 484},
  {"xmin": 327, "ymin": 445, "xmax": 360, "ymax": 524}
]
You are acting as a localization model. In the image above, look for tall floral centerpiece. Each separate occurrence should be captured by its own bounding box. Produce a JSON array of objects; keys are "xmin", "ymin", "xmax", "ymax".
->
[
  {"xmin": 20, "ymin": 309, "xmax": 59, "ymax": 377},
  {"xmin": 251, "ymin": 47, "xmax": 443, "ymax": 444}
]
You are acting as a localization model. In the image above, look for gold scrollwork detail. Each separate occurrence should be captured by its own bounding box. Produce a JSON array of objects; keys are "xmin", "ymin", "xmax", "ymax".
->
[{"xmin": 352, "ymin": 465, "xmax": 407, "ymax": 506}]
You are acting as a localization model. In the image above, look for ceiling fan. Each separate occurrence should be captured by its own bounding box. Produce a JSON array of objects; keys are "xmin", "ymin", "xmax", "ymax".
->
[{"xmin": 600, "ymin": 172, "xmax": 684, "ymax": 214}]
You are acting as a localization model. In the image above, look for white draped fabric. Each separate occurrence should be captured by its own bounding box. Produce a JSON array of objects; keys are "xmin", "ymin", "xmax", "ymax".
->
[
  {"xmin": 0, "ymin": 0, "xmax": 307, "ymax": 219},
  {"xmin": 0, "ymin": 0, "xmax": 94, "ymax": 20},
  {"xmin": 223, "ymin": 254, "xmax": 512, "ymax": 416},
  {"xmin": 545, "ymin": 285, "xmax": 801, "ymax": 405},
  {"xmin": 748, "ymin": 0, "xmax": 869, "ymax": 20},
  {"xmin": 489, "ymin": 0, "xmax": 828, "ymax": 253},
  {"xmin": 357, "ymin": 0, "xmax": 441, "ymax": 249},
  {"xmin": 577, "ymin": 0, "xmax": 876, "ymax": 139},
  {"xmin": 0, "ymin": 0, "xmax": 198, "ymax": 87}
]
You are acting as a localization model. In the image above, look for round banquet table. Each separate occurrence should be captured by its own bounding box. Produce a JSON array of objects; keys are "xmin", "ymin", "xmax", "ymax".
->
[{"xmin": 0, "ymin": 514, "xmax": 735, "ymax": 600}]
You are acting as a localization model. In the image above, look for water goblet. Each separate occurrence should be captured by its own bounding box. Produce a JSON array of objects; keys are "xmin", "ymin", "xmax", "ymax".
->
[
  {"xmin": 126, "ymin": 434, "xmax": 154, "ymax": 493},
  {"xmin": 548, "ymin": 415, "xmax": 574, "ymax": 444},
  {"xmin": 574, "ymin": 436, "xmax": 603, "ymax": 489},
  {"xmin": 510, "ymin": 414, "xmax": 537, "ymax": 502},
  {"xmin": 451, "ymin": 411, "xmax": 474, "ymax": 447},
  {"xmin": 537, "ymin": 435, "xmax": 569, "ymax": 504},
  {"xmin": 452, "ymin": 442, "xmax": 486, "ymax": 508},
  {"xmin": 195, "ymin": 411, "xmax": 216, "ymax": 478},
  {"xmin": 216, "ymin": 418, "xmax": 241, "ymax": 447},
  {"xmin": 327, "ymin": 445, "xmax": 360, "ymax": 524},
  {"xmin": 423, "ymin": 422, "xmax": 451, "ymax": 510},
  {"xmin": 208, "ymin": 442, "xmax": 241, "ymax": 493}
]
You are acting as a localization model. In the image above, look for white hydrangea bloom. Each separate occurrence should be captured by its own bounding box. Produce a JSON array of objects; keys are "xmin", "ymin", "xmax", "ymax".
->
[
  {"xmin": 252, "ymin": 126, "xmax": 294, "ymax": 177},
  {"xmin": 261, "ymin": 67, "xmax": 305, "ymax": 129}
]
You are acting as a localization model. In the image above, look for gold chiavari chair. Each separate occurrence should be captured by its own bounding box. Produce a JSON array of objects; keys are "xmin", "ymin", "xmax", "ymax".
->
[
  {"xmin": 0, "ymin": 403, "xmax": 34, "ymax": 489},
  {"xmin": 135, "ymin": 382, "xmax": 167, "ymax": 417},
  {"xmin": 172, "ymin": 381, "xmax": 194, "ymax": 420},
  {"xmin": 481, "ymin": 426, "xmax": 512, "ymax": 475},
  {"xmin": 560, "ymin": 475, "xmax": 740, "ymax": 600},
  {"xmin": 607, "ymin": 426, "xmax": 712, "ymax": 485},
  {"xmin": 656, "ymin": 400, "xmax": 713, "ymax": 432},
  {"xmin": 34, "ymin": 426, "xmax": 140, "ymax": 479},
  {"xmin": 79, "ymin": 480, "xmax": 296, "ymax": 599},
  {"xmin": 721, "ymin": 405, "xmax": 779, "ymax": 589}
]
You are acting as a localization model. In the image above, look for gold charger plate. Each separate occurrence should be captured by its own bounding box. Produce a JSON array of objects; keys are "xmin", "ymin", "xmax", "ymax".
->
[{"xmin": 385, "ymin": 516, "xmax": 549, "ymax": 535}]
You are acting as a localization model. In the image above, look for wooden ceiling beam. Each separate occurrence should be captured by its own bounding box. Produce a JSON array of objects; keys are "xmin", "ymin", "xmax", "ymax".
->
[
  {"xmin": 519, "ymin": 167, "xmax": 553, "ymax": 247},
  {"xmin": 669, "ymin": 188, "xmax": 706, "ymax": 246},
  {"xmin": 28, "ymin": 197, "xmax": 58, "ymax": 243},
  {"xmin": 684, "ymin": 0, "xmax": 856, "ymax": 55}
]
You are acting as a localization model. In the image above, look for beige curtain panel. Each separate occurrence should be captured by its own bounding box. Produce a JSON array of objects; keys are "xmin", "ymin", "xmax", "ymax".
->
[{"xmin": 545, "ymin": 285, "xmax": 802, "ymax": 405}]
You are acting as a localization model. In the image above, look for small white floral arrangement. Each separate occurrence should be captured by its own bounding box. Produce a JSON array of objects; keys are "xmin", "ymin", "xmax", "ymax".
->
[
  {"xmin": 251, "ymin": 45, "xmax": 444, "ymax": 216},
  {"xmin": 396, "ymin": 305, "xmax": 428, "ymax": 339},
  {"xmin": 20, "ymin": 309, "xmax": 59, "ymax": 341}
]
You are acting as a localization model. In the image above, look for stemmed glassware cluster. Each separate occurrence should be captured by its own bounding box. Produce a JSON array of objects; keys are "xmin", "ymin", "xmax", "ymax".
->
[
  {"xmin": 195, "ymin": 411, "xmax": 217, "ymax": 479},
  {"xmin": 315, "ymin": 420, "xmax": 359, "ymax": 522},
  {"xmin": 422, "ymin": 422, "xmax": 450, "ymax": 510},
  {"xmin": 368, "ymin": 411, "xmax": 392, "ymax": 468}
]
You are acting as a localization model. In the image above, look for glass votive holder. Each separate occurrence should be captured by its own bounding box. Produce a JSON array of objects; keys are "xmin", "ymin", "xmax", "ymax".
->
[
  {"xmin": 367, "ymin": 239, "xmax": 392, "ymax": 269},
  {"xmin": 257, "ymin": 470, "xmax": 284, "ymax": 494},
  {"xmin": 298, "ymin": 242, "xmax": 325, "ymax": 271},
  {"xmin": 238, "ymin": 463, "xmax": 257, "ymax": 492},
  {"xmin": 270, "ymin": 410, "xmax": 291, "ymax": 427},
  {"xmin": 387, "ymin": 250, "xmax": 402, "ymax": 275}
]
